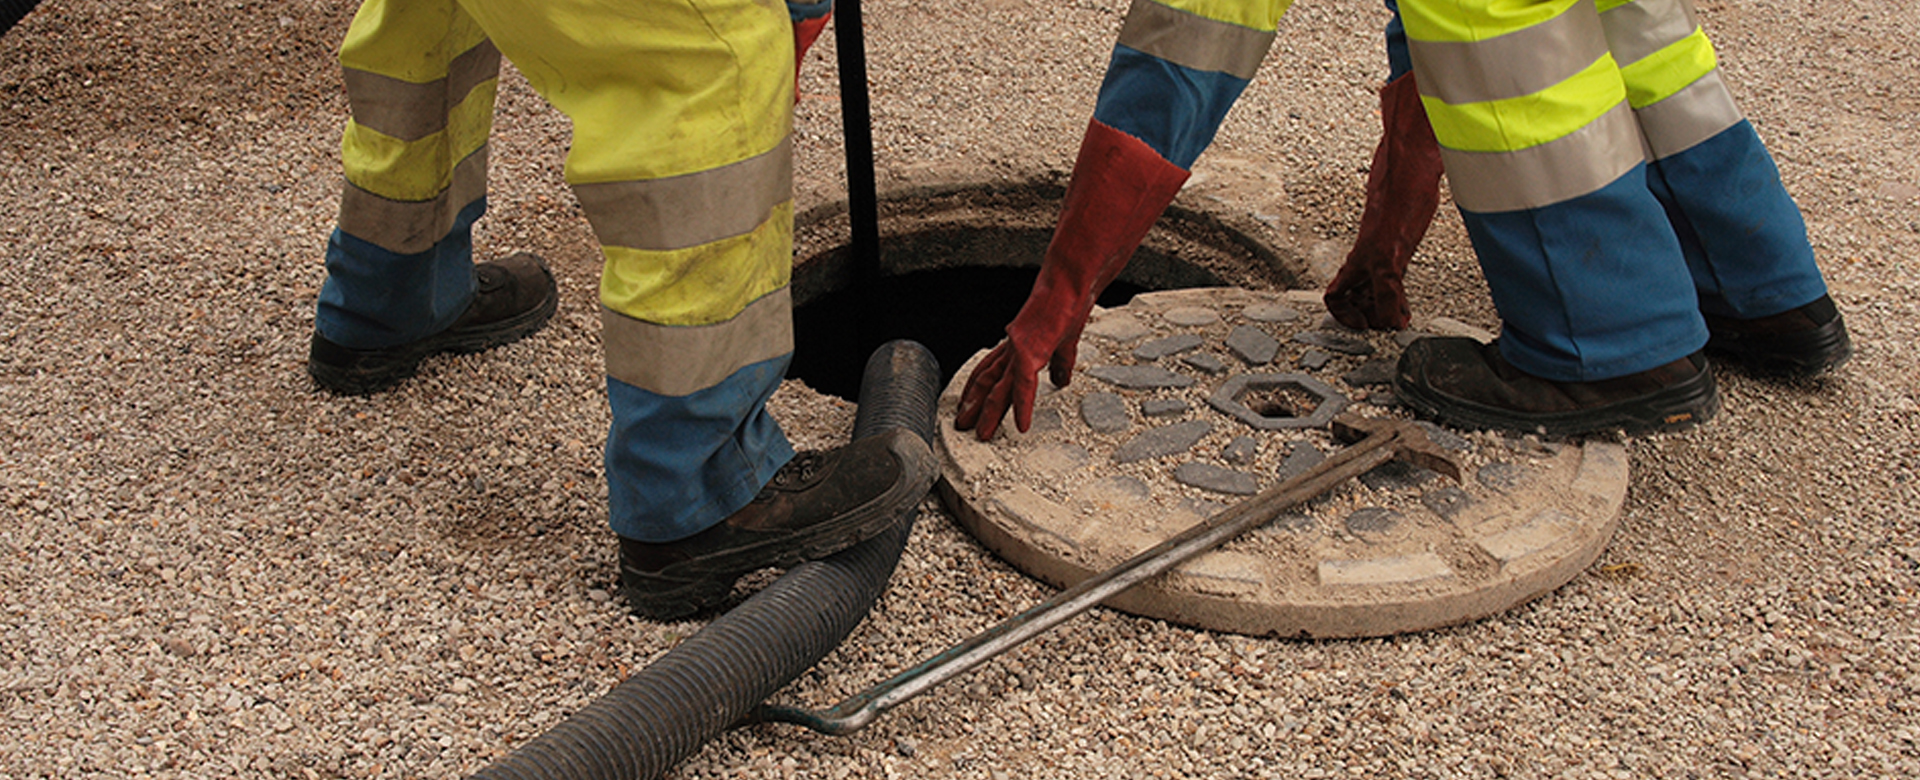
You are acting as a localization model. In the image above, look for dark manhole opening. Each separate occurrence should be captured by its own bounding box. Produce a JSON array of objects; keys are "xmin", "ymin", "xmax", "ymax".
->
[
  {"xmin": 789, "ymin": 179, "xmax": 1302, "ymax": 400},
  {"xmin": 1250, "ymin": 386, "xmax": 1319, "ymax": 420}
]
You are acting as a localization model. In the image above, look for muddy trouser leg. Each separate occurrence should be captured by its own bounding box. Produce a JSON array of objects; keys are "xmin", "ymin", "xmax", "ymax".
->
[
  {"xmin": 1402, "ymin": 0, "xmax": 1705, "ymax": 382},
  {"xmin": 1597, "ymin": 0, "xmax": 1830, "ymax": 319},
  {"xmin": 453, "ymin": 0, "xmax": 799, "ymax": 542},
  {"xmin": 316, "ymin": 0, "xmax": 500, "ymax": 350}
]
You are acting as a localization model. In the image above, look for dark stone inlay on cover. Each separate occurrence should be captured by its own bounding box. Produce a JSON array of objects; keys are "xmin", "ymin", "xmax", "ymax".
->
[
  {"xmin": 1080, "ymin": 392, "xmax": 1131, "ymax": 434},
  {"xmin": 1182, "ymin": 352, "xmax": 1228, "ymax": 375},
  {"xmin": 1174, "ymin": 461, "xmax": 1260, "ymax": 496},
  {"xmin": 1224, "ymin": 325, "xmax": 1281, "ymax": 366},
  {"xmin": 1266, "ymin": 511, "xmax": 1317, "ymax": 534},
  {"xmin": 1342, "ymin": 358, "xmax": 1397, "ymax": 388},
  {"xmin": 1299, "ymin": 349, "xmax": 1334, "ymax": 370},
  {"xmin": 1207, "ymin": 373, "xmax": 1350, "ymax": 430},
  {"xmin": 1086, "ymin": 365, "xmax": 1196, "ymax": 390},
  {"xmin": 1027, "ymin": 407, "xmax": 1065, "ymax": 433},
  {"xmin": 1294, "ymin": 330, "xmax": 1377, "ymax": 356},
  {"xmin": 1344, "ymin": 507, "xmax": 1402, "ymax": 536},
  {"xmin": 1360, "ymin": 459, "xmax": 1440, "ymax": 492},
  {"xmin": 1223, "ymin": 436, "xmax": 1259, "ymax": 466},
  {"xmin": 1420, "ymin": 485, "xmax": 1474, "ymax": 521},
  {"xmin": 1134, "ymin": 333, "xmax": 1206, "ymax": 361},
  {"xmin": 1113, "ymin": 419, "xmax": 1213, "ymax": 464},
  {"xmin": 1276, "ymin": 441, "xmax": 1326, "ymax": 482},
  {"xmin": 1141, "ymin": 398, "xmax": 1190, "ymax": 418},
  {"xmin": 1477, "ymin": 461, "xmax": 1527, "ymax": 493}
]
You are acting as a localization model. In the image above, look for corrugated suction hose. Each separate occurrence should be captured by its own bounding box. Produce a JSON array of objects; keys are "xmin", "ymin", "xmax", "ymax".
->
[
  {"xmin": 470, "ymin": 340, "xmax": 942, "ymax": 780},
  {"xmin": 2, "ymin": 0, "xmax": 44, "ymax": 36}
]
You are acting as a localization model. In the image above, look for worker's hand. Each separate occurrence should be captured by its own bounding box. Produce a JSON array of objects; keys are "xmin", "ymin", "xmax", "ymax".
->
[
  {"xmin": 1322, "ymin": 72, "xmax": 1442, "ymax": 331},
  {"xmin": 789, "ymin": 1, "xmax": 832, "ymax": 84},
  {"xmin": 953, "ymin": 120, "xmax": 1189, "ymax": 440},
  {"xmin": 954, "ymin": 284, "xmax": 1093, "ymax": 441}
]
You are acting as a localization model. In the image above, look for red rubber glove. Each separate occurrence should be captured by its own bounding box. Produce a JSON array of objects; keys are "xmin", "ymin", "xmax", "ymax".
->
[
  {"xmin": 1323, "ymin": 72, "xmax": 1443, "ymax": 331},
  {"xmin": 954, "ymin": 120, "xmax": 1190, "ymax": 440},
  {"xmin": 790, "ymin": 2, "xmax": 831, "ymax": 89}
]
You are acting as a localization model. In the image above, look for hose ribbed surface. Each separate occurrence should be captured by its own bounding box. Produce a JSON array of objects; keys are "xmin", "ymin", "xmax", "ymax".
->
[
  {"xmin": 2, "ymin": 0, "xmax": 43, "ymax": 36},
  {"xmin": 470, "ymin": 340, "xmax": 941, "ymax": 780}
]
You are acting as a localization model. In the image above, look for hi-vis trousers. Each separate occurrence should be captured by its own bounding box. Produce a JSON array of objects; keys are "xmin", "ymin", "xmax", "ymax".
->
[
  {"xmin": 1401, "ymin": 0, "xmax": 1829, "ymax": 381},
  {"xmin": 314, "ymin": 0, "xmax": 802, "ymax": 541}
]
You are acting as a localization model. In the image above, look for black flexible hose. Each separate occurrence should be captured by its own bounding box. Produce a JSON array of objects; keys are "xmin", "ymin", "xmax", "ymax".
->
[
  {"xmin": 2, "ymin": 0, "xmax": 43, "ymax": 37},
  {"xmin": 470, "ymin": 340, "xmax": 941, "ymax": 780}
]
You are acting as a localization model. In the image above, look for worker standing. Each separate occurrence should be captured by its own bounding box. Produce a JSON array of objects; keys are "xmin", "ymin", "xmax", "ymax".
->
[
  {"xmin": 305, "ymin": 0, "xmax": 935, "ymax": 620},
  {"xmin": 1390, "ymin": 0, "xmax": 1850, "ymax": 435}
]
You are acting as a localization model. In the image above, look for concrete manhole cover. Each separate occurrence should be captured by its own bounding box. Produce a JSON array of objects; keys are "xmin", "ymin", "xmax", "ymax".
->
[{"xmin": 936, "ymin": 287, "xmax": 1629, "ymax": 638}]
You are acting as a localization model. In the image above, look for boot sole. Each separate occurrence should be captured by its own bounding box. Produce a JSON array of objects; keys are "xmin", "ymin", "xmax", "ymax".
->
[
  {"xmin": 621, "ymin": 429, "xmax": 939, "ymax": 621},
  {"xmin": 1395, "ymin": 363, "xmax": 1721, "ymax": 438}
]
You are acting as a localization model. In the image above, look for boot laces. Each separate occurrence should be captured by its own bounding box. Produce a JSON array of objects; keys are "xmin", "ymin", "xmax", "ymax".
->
[{"xmin": 768, "ymin": 450, "xmax": 827, "ymax": 490}]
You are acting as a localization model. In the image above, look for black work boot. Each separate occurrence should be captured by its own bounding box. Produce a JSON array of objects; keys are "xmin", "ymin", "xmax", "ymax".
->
[
  {"xmin": 309, "ymin": 252, "xmax": 559, "ymax": 395},
  {"xmin": 1394, "ymin": 337, "xmax": 1719, "ymax": 437},
  {"xmin": 618, "ymin": 428, "xmax": 938, "ymax": 621},
  {"xmin": 1703, "ymin": 294, "xmax": 1852, "ymax": 378}
]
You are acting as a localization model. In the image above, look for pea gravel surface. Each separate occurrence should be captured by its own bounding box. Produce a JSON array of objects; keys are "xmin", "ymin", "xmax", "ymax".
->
[{"xmin": 2, "ymin": 1, "xmax": 1916, "ymax": 778}]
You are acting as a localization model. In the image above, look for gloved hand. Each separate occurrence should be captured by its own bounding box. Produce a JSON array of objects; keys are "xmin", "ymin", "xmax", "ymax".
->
[
  {"xmin": 1323, "ymin": 71, "xmax": 1443, "ymax": 330},
  {"xmin": 954, "ymin": 120, "xmax": 1190, "ymax": 440},
  {"xmin": 788, "ymin": 1, "xmax": 832, "ymax": 84}
]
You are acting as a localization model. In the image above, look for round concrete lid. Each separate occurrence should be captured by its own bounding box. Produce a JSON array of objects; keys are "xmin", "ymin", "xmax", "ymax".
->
[{"xmin": 937, "ymin": 288, "xmax": 1628, "ymax": 638}]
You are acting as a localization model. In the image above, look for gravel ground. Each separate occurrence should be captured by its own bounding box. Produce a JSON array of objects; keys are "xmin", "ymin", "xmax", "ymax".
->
[{"xmin": 3, "ymin": 1, "xmax": 1917, "ymax": 778}]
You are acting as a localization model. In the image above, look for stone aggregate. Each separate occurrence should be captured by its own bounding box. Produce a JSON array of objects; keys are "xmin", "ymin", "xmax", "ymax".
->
[{"xmin": 4, "ymin": 2, "xmax": 1916, "ymax": 778}]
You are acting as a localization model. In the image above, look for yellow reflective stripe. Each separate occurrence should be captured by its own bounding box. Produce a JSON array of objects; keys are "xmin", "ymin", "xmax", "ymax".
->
[
  {"xmin": 1408, "ymin": 0, "xmax": 1606, "ymax": 105},
  {"xmin": 1146, "ymin": 0, "xmax": 1292, "ymax": 33},
  {"xmin": 338, "ymin": 146, "xmax": 488, "ymax": 255},
  {"xmin": 341, "ymin": 40, "xmax": 500, "ymax": 141},
  {"xmin": 455, "ymin": 0, "xmax": 792, "ymax": 184},
  {"xmin": 1597, "ymin": 0, "xmax": 1697, "ymax": 67},
  {"xmin": 1401, "ymin": 0, "xmax": 1582, "ymax": 43},
  {"xmin": 1636, "ymin": 68, "xmax": 1741, "ymax": 159},
  {"xmin": 574, "ymin": 136, "xmax": 792, "ymax": 253},
  {"xmin": 340, "ymin": 81, "xmax": 496, "ymax": 202},
  {"xmin": 1616, "ymin": 27, "xmax": 1717, "ymax": 109},
  {"xmin": 599, "ymin": 200, "xmax": 793, "ymax": 327},
  {"xmin": 601, "ymin": 290, "xmax": 794, "ymax": 398},
  {"xmin": 1118, "ymin": 0, "xmax": 1277, "ymax": 80},
  {"xmin": 1441, "ymin": 101, "xmax": 1645, "ymax": 212},
  {"xmin": 1422, "ymin": 53, "xmax": 1626, "ymax": 154},
  {"xmin": 338, "ymin": 0, "xmax": 491, "ymax": 85}
]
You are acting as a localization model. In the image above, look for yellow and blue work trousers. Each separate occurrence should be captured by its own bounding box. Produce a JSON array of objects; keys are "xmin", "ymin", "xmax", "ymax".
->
[
  {"xmin": 313, "ymin": 0, "xmax": 803, "ymax": 542},
  {"xmin": 1401, "ymin": 0, "xmax": 1829, "ymax": 381}
]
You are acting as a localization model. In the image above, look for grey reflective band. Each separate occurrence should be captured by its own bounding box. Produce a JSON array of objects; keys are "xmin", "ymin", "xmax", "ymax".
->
[
  {"xmin": 601, "ymin": 289, "xmax": 795, "ymax": 397},
  {"xmin": 573, "ymin": 135, "xmax": 793, "ymax": 253},
  {"xmin": 1117, "ymin": 0, "xmax": 1274, "ymax": 80},
  {"xmin": 338, "ymin": 145, "xmax": 488, "ymax": 255},
  {"xmin": 342, "ymin": 40, "xmax": 502, "ymax": 142},
  {"xmin": 1636, "ymin": 69, "xmax": 1742, "ymax": 159},
  {"xmin": 1409, "ymin": 0, "xmax": 1607, "ymax": 105},
  {"xmin": 1598, "ymin": 0, "xmax": 1700, "ymax": 68},
  {"xmin": 1441, "ymin": 101, "xmax": 1645, "ymax": 213}
]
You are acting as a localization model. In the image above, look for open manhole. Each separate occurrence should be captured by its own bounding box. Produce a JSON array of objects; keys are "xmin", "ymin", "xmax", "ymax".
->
[
  {"xmin": 788, "ymin": 179, "xmax": 1629, "ymax": 639},
  {"xmin": 787, "ymin": 177, "xmax": 1301, "ymax": 399}
]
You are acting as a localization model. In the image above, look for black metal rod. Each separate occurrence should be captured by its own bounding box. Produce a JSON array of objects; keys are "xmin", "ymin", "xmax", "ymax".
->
[{"xmin": 832, "ymin": 0, "xmax": 881, "ymax": 279}]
